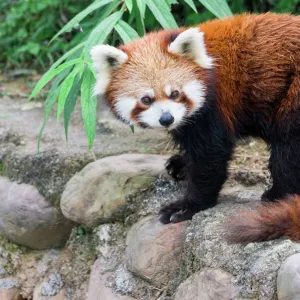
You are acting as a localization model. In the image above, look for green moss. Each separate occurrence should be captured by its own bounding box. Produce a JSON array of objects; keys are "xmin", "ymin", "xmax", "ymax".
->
[
  {"xmin": 0, "ymin": 161, "xmax": 5, "ymax": 175},
  {"xmin": 0, "ymin": 235, "xmax": 23, "ymax": 275}
]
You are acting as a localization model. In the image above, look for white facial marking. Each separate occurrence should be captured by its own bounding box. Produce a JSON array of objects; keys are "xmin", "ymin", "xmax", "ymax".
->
[
  {"xmin": 168, "ymin": 28, "xmax": 213, "ymax": 69},
  {"xmin": 164, "ymin": 85, "xmax": 171, "ymax": 97},
  {"xmin": 143, "ymin": 89, "xmax": 155, "ymax": 98},
  {"xmin": 183, "ymin": 80, "xmax": 206, "ymax": 113},
  {"xmin": 115, "ymin": 97, "xmax": 136, "ymax": 123},
  {"xmin": 90, "ymin": 45, "xmax": 128, "ymax": 95},
  {"xmin": 139, "ymin": 101, "xmax": 186, "ymax": 128}
]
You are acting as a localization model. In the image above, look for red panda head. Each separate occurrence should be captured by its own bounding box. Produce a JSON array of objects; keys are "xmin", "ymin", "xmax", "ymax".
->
[{"xmin": 90, "ymin": 28, "xmax": 213, "ymax": 129}]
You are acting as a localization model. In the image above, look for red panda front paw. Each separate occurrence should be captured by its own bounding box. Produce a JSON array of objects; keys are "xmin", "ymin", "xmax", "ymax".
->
[
  {"xmin": 158, "ymin": 199, "xmax": 196, "ymax": 224},
  {"xmin": 165, "ymin": 154, "xmax": 187, "ymax": 181}
]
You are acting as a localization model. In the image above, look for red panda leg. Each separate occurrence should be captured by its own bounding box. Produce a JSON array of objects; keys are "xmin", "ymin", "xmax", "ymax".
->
[
  {"xmin": 165, "ymin": 154, "xmax": 187, "ymax": 181},
  {"xmin": 262, "ymin": 70, "xmax": 300, "ymax": 201},
  {"xmin": 263, "ymin": 133, "xmax": 300, "ymax": 202},
  {"xmin": 158, "ymin": 105, "xmax": 234, "ymax": 224}
]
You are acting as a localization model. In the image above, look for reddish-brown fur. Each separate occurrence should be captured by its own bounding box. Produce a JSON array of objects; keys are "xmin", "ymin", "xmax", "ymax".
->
[
  {"xmin": 107, "ymin": 13, "xmax": 300, "ymax": 131},
  {"xmin": 103, "ymin": 13, "xmax": 300, "ymax": 239},
  {"xmin": 225, "ymin": 195, "xmax": 300, "ymax": 243}
]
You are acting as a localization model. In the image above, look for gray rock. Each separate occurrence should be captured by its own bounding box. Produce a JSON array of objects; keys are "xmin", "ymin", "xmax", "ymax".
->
[
  {"xmin": 277, "ymin": 253, "xmax": 300, "ymax": 300},
  {"xmin": 0, "ymin": 177, "xmax": 73, "ymax": 249},
  {"xmin": 41, "ymin": 273, "xmax": 63, "ymax": 297},
  {"xmin": 94, "ymin": 223, "xmax": 127, "ymax": 273},
  {"xmin": 0, "ymin": 277, "xmax": 19, "ymax": 289},
  {"xmin": 87, "ymin": 259, "xmax": 135, "ymax": 300},
  {"xmin": 125, "ymin": 216, "xmax": 187, "ymax": 288},
  {"xmin": 174, "ymin": 268, "xmax": 238, "ymax": 300},
  {"xmin": 61, "ymin": 154, "xmax": 168, "ymax": 227}
]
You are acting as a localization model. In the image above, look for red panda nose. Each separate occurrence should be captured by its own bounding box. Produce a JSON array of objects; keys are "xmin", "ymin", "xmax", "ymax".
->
[{"xmin": 159, "ymin": 112, "xmax": 174, "ymax": 127}]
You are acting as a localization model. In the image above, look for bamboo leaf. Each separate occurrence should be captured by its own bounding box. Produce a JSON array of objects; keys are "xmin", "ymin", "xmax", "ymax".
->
[
  {"xmin": 49, "ymin": 42, "xmax": 85, "ymax": 71},
  {"xmin": 115, "ymin": 20, "xmax": 140, "ymax": 43},
  {"xmin": 29, "ymin": 58, "xmax": 82, "ymax": 100},
  {"xmin": 38, "ymin": 86, "xmax": 61, "ymax": 151},
  {"xmin": 64, "ymin": 75, "xmax": 81, "ymax": 141},
  {"xmin": 136, "ymin": 0, "xmax": 146, "ymax": 18},
  {"xmin": 125, "ymin": 0, "xmax": 133, "ymax": 12},
  {"xmin": 147, "ymin": 0, "xmax": 178, "ymax": 29},
  {"xmin": 198, "ymin": 0, "xmax": 232, "ymax": 18},
  {"xmin": 50, "ymin": 0, "xmax": 114, "ymax": 43},
  {"xmin": 56, "ymin": 68, "xmax": 79, "ymax": 121},
  {"xmin": 81, "ymin": 67, "xmax": 98, "ymax": 149},
  {"xmin": 184, "ymin": 0, "xmax": 197, "ymax": 12},
  {"xmin": 133, "ymin": 0, "xmax": 145, "ymax": 36},
  {"xmin": 84, "ymin": 11, "xmax": 123, "ymax": 57}
]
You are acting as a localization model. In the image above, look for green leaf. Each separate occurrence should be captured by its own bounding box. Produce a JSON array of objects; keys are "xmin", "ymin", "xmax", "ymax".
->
[
  {"xmin": 56, "ymin": 68, "xmax": 80, "ymax": 121},
  {"xmin": 64, "ymin": 74, "xmax": 81, "ymax": 141},
  {"xmin": 81, "ymin": 67, "xmax": 98, "ymax": 150},
  {"xmin": 115, "ymin": 20, "xmax": 140, "ymax": 43},
  {"xmin": 87, "ymin": 61, "xmax": 97, "ymax": 79},
  {"xmin": 29, "ymin": 58, "xmax": 82, "ymax": 100},
  {"xmin": 198, "ymin": 0, "xmax": 232, "ymax": 18},
  {"xmin": 147, "ymin": 0, "xmax": 178, "ymax": 29},
  {"xmin": 49, "ymin": 42, "xmax": 85, "ymax": 71},
  {"xmin": 84, "ymin": 11, "xmax": 123, "ymax": 57},
  {"xmin": 50, "ymin": 0, "xmax": 114, "ymax": 43},
  {"xmin": 184, "ymin": 0, "xmax": 197, "ymax": 12},
  {"xmin": 38, "ymin": 86, "xmax": 61, "ymax": 151},
  {"xmin": 133, "ymin": 0, "xmax": 145, "ymax": 36},
  {"xmin": 125, "ymin": 0, "xmax": 133, "ymax": 12},
  {"xmin": 130, "ymin": 124, "xmax": 135, "ymax": 133},
  {"xmin": 136, "ymin": 0, "xmax": 146, "ymax": 18}
]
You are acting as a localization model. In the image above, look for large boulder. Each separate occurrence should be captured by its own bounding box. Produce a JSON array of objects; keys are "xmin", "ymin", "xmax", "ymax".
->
[
  {"xmin": 125, "ymin": 216, "xmax": 187, "ymax": 288},
  {"xmin": 61, "ymin": 154, "xmax": 168, "ymax": 227},
  {"xmin": 0, "ymin": 177, "xmax": 73, "ymax": 249}
]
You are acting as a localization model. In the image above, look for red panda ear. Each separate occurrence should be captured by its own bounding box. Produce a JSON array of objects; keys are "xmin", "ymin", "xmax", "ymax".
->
[
  {"xmin": 168, "ymin": 28, "xmax": 213, "ymax": 69},
  {"xmin": 90, "ymin": 45, "xmax": 128, "ymax": 95}
]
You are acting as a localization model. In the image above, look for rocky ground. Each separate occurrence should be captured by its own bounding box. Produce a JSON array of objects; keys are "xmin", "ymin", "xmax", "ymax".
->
[{"xmin": 0, "ymin": 76, "xmax": 299, "ymax": 300}]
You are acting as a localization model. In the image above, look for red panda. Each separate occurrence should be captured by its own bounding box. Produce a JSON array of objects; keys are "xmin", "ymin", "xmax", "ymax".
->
[{"xmin": 90, "ymin": 13, "xmax": 300, "ymax": 242}]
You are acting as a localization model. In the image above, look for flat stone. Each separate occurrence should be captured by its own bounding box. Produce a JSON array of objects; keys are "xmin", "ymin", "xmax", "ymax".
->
[
  {"xmin": 0, "ymin": 177, "xmax": 73, "ymax": 249},
  {"xmin": 174, "ymin": 268, "xmax": 237, "ymax": 300},
  {"xmin": 277, "ymin": 253, "xmax": 300, "ymax": 300},
  {"xmin": 0, "ymin": 289, "xmax": 23, "ymax": 300},
  {"xmin": 61, "ymin": 154, "xmax": 168, "ymax": 227},
  {"xmin": 87, "ymin": 259, "xmax": 135, "ymax": 300},
  {"xmin": 125, "ymin": 216, "xmax": 187, "ymax": 288}
]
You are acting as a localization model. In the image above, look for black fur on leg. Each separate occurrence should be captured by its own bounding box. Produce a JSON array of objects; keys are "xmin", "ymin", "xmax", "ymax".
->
[
  {"xmin": 165, "ymin": 154, "xmax": 187, "ymax": 181},
  {"xmin": 158, "ymin": 73, "xmax": 235, "ymax": 224},
  {"xmin": 266, "ymin": 133, "xmax": 300, "ymax": 202},
  {"xmin": 158, "ymin": 198, "xmax": 196, "ymax": 224}
]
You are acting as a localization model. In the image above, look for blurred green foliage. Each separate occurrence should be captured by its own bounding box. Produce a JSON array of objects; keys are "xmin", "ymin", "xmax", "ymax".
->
[{"xmin": 1, "ymin": 0, "xmax": 299, "ymax": 71}]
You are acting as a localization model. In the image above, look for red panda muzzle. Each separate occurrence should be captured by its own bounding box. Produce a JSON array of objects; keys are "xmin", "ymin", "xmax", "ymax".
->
[{"xmin": 224, "ymin": 195, "xmax": 300, "ymax": 243}]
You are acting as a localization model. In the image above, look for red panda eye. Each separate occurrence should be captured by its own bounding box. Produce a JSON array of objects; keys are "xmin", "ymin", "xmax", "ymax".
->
[
  {"xmin": 170, "ymin": 90, "xmax": 179, "ymax": 100},
  {"xmin": 141, "ymin": 96, "xmax": 153, "ymax": 105}
]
